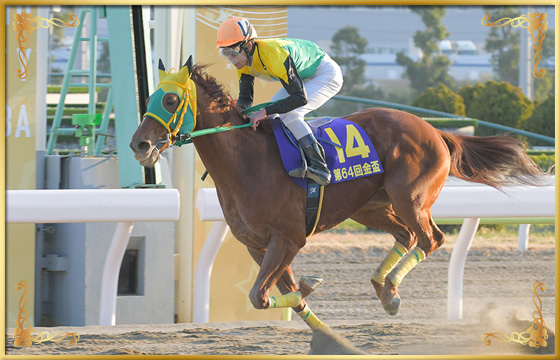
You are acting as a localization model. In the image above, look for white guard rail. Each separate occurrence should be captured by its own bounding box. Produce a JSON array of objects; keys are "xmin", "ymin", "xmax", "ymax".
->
[
  {"xmin": 6, "ymin": 189, "xmax": 180, "ymax": 326},
  {"xmin": 194, "ymin": 184, "xmax": 554, "ymax": 322},
  {"xmin": 431, "ymin": 185, "xmax": 554, "ymax": 319},
  {"xmin": 193, "ymin": 188, "xmax": 228, "ymax": 323}
]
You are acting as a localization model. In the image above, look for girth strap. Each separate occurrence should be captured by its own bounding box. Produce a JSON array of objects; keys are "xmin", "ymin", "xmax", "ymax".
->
[{"xmin": 305, "ymin": 181, "xmax": 324, "ymax": 238}]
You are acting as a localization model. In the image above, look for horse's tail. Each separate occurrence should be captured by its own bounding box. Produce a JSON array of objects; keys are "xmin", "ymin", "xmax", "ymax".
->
[{"xmin": 437, "ymin": 130, "xmax": 546, "ymax": 188}]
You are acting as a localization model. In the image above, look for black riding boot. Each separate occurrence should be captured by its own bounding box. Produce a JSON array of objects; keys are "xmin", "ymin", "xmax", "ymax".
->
[{"xmin": 289, "ymin": 134, "xmax": 331, "ymax": 186}]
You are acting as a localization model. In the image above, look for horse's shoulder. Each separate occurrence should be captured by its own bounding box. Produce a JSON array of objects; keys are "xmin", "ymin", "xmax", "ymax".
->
[{"xmin": 257, "ymin": 120, "xmax": 275, "ymax": 136}]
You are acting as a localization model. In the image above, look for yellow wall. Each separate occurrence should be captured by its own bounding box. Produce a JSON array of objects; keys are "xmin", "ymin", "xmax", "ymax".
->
[
  {"xmin": 193, "ymin": 6, "xmax": 288, "ymax": 322},
  {"xmin": 5, "ymin": 6, "xmax": 38, "ymax": 327}
]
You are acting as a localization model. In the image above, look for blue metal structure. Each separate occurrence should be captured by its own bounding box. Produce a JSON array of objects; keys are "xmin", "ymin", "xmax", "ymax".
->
[
  {"xmin": 46, "ymin": 7, "xmax": 114, "ymax": 155},
  {"xmin": 106, "ymin": 6, "xmax": 146, "ymax": 188}
]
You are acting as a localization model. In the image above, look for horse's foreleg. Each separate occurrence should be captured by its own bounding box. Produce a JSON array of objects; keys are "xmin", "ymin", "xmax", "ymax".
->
[
  {"xmin": 245, "ymin": 239, "xmax": 301, "ymax": 309},
  {"xmin": 275, "ymin": 273, "xmax": 328, "ymax": 330},
  {"xmin": 267, "ymin": 275, "xmax": 322, "ymax": 307},
  {"xmin": 270, "ymin": 274, "xmax": 327, "ymax": 330},
  {"xmin": 247, "ymin": 247, "xmax": 328, "ymax": 330}
]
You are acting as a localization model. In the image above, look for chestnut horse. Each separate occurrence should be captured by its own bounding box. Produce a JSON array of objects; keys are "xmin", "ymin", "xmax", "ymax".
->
[{"xmin": 130, "ymin": 59, "xmax": 543, "ymax": 330}]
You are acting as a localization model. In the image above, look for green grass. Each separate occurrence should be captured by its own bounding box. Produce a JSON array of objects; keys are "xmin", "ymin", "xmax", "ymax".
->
[
  {"xmin": 328, "ymin": 219, "xmax": 370, "ymax": 233},
  {"xmin": 330, "ymin": 219, "xmax": 555, "ymax": 240}
]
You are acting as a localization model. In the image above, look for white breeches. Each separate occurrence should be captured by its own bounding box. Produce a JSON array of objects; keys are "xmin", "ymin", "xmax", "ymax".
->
[{"xmin": 270, "ymin": 54, "xmax": 343, "ymax": 140}]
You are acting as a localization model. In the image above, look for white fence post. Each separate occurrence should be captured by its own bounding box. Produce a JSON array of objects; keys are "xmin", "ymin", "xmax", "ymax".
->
[
  {"xmin": 517, "ymin": 224, "xmax": 531, "ymax": 251},
  {"xmin": 447, "ymin": 217, "xmax": 480, "ymax": 320},
  {"xmin": 192, "ymin": 221, "xmax": 229, "ymax": 323},
  {"xmin": 6, "ymin": 189, "xmax": 180, "ymax": 326},
  {"xmin": 193, "ymin": 188, "xmax": 229, "ymax": 323},
  {"xmin": 98, "ymin": 221, "xmax": 135, "ymax": 326}
]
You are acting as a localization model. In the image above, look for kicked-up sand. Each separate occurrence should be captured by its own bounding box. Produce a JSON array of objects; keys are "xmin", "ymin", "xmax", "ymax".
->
[{"xmin": 5, "ymin": 231, "xmax": 556, "ymax": 356}]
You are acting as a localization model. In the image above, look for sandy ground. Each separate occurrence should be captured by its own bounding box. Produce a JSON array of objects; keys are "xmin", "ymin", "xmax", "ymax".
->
[{"xmin": 5, "ymin": 231, "xmax": 556, "ymax": 356}]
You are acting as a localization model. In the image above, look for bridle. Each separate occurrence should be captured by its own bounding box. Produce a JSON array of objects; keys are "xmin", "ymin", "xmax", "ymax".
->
[
  {"xmin": 144, "ymin": 71, "xmax": 198, "ymax": 152},
  {"xmin": 143, "ymin": 59, "xmax": 264, "ymax": 152}
]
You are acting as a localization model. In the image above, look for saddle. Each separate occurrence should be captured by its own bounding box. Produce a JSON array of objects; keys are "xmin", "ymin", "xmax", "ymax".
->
[
  {"xmin": 271, "ymin": 116, "xmax": 384, "ymax": 189},
  {"xmin": 242, "ymin": 104, "xmax": 384, "ymax": 237}
]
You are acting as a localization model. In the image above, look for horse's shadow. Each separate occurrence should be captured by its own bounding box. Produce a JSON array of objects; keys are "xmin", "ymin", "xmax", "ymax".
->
[{"xmin": 308, "ymin": 328, "xmax": 365, "ymax": 355}]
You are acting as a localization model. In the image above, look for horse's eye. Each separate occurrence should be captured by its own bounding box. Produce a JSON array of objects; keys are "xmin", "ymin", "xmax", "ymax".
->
[{"xmin": 166, "ymin": 96, "xmax": 178, "ymax": 105}]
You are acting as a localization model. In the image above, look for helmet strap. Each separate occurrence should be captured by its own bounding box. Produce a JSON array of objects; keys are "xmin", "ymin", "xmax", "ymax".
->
[{"xmin": 242, "ymin": 40, "xmax": 255, "ymax": 60}]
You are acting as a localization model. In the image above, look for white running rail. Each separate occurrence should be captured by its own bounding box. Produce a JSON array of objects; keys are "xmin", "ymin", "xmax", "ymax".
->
[
  {"xmin": 194, "ymin": 183, "xmax": 554, "ymax": 322},
  {"xmin": 6, "ymin": 189, "xmax": 180, "ymax": 326}
]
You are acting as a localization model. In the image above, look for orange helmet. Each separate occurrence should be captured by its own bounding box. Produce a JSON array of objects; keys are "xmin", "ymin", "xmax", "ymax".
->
[{"xmin": 216, "ymin": 16, "xmax": 257, "ymax": 48}]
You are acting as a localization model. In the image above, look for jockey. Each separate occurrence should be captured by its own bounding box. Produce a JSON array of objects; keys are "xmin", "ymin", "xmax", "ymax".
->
[{"xmin": 217, "ymin": 16, "xmax": 343, "ymax": 186}]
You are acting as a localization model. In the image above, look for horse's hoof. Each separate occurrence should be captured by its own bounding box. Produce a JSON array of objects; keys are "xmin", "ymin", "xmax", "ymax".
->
[
  {"xmin": 382, "ymin": 294, "xmax": 401, "ymax": 316},
  {"xmin": 370, "ymin": 279, "xmax": 384, "ymax": 299},
  {"xmin": 299, "ymin": 275, "xmax": 323, "ymax": 298}
]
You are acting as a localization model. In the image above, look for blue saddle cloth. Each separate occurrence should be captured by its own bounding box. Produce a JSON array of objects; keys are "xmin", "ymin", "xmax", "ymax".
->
[{"xmin": 272, "ymin": 117, "xmax": 384, "ymax": 189}]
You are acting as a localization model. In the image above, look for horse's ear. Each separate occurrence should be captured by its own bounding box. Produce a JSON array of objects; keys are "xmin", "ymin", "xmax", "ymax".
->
[
  {"xmin": 184, "ymin": 55, "xmax": 193, "ymax": 74},
  {"xmin": 158, "ymin": 58, "xmax": 167, "ymax": 82},
  {"xmin": 177, "ymin": 55, "xmax": 193, "ymax": 83}
]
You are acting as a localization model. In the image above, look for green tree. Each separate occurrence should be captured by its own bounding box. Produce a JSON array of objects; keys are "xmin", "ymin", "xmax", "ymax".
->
[
  {"xmin": 458, "ymin": 83, "xmax": 485, "ymax": 117},
  {"xmin": 413, "ymin": 84, "xmax": 465, "ymax": 116},
  {"xmin": 529, "ymin": 153, "xmax": 555, "ymax": 173},
  {"xmin": 483, "ymin": 6, "xmax": 521, "ymax": 85},
  {"xmin": 330, "ymin": 26, "xmax": 383, "ymax": 99},
  {"xmin": 331, "ymin": 26, "xmax": 368, "ymax": 92},
  {"xmin": 396, "ymin": 6, "xmax": 454, "ymax": 95},
  {"xmin": 468, "ymin": 80, "xmax": 533, "ymax": 129},
  {"xmin": 523, "ymin": 93, "xmax": 554, "ymax": 137}
]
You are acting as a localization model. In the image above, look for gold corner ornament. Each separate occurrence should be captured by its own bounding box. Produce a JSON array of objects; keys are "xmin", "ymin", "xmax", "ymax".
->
[
  {"xmin": 482, "ymin": 281, "xmax": 548, "ymax": 349},
  {"xmin": 482, "ymin": 12, "xmax": 548, "ymax": 79},
  {"xmin": 13, "ymin": 12, "xmax": 79, "ymax": 80},
  {"xmin": 13, "ymin": 281, "xmax": 80, "ymax": 347}
]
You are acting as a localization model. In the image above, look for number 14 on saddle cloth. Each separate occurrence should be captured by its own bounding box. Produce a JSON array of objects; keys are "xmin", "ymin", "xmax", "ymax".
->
[{"xmin": 272, "ymin": 116, "xmax": 384, "ymax": 189}]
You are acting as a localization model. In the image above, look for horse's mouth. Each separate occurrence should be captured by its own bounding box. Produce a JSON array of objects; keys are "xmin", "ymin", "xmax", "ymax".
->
[{"xmin": 135, "ymin": 148, "xmax": 160, "ymax": 167}]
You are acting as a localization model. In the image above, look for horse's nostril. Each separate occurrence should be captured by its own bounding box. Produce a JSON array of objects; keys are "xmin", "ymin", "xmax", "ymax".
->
[{"xmin": 137, "ymin": 141, "xmax": 151, "ymax": 152}]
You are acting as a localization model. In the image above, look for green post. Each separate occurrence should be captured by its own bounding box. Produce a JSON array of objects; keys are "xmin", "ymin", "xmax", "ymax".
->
[
  {"xmin": 106, "ymin": 6, "xmax": 145, "ymax": 188},
  {"xmin": 72, "ymin": 114, "xmax": 102, "ymax": 156}
]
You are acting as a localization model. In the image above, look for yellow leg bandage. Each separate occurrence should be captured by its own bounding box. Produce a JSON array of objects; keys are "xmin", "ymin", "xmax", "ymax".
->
[
  {"xmin": 371, "ymin": 242, "xmax": 408, "ymax": 284},
  {"xmin": 297, "ymin": 304, "xmax": 329, "ymax": 330},
  {"xmin": 268, "ymin": 291, "xmax": 302, "ymax": 308},
  {"xmin": 385, "ymin": 247, "xmax": 425, "ymax": 287}
]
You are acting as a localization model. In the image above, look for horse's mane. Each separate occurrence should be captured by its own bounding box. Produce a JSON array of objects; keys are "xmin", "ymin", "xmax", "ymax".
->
[
  {"xmin": 191, "ymin": 63, "xmax": 239, "ymax": 115},
  {"xmin": 191, "ymin": 63, "xmax": 273, "ymax": 133}
]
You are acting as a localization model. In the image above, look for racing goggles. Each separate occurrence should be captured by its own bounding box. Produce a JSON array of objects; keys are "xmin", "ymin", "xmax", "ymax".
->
[{"xmin": 219, "ymin": 43, "xmax": 247, "ymax": 64}]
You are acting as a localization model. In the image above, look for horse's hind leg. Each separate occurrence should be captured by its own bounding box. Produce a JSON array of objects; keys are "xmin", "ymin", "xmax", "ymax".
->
[
  {"xmin": 377, "ymin": 167, "xmax": 447, "ymax": 314},
  {"xmin": 351, "ymin": 204, "xmax": 417, "ymax": 315}
]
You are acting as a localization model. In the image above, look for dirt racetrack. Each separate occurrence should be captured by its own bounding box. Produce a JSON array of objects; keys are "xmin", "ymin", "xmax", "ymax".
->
[{"xmin": 5, "ymin": 231, "xmax": 556, "ymax": 356}]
